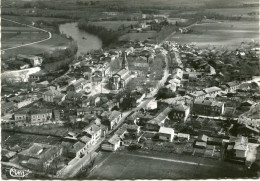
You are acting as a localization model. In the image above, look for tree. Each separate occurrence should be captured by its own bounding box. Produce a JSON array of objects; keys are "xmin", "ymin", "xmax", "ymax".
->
[{"xmin": 156, "ymin": 87, "xmax": 176, "ymax": 99}]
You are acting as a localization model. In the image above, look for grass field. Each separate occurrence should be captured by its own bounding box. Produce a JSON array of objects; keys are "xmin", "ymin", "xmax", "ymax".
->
[
  {"xmin": 2, "ymin": 33, "xmax": 71, "ymax": 59},
  {"xmin": 89, "ymin": 21, "xmax": 138, "ymax": 31},
  {"xmin": 167, "ymin": 20, "xmax": 259, "ymax": 49},
  {"xmin": 88, "ymin": 151, "xmax": 254, "ymax": 179},
  {"xmin": 119, "ymin": 32, "xmax": 157, "ymax": 41}
]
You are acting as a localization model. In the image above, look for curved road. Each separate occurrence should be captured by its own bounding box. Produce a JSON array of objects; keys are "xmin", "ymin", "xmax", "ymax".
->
[{"xmin": 2, "ymin": 18, "xmax": 52, "ymax": 51}]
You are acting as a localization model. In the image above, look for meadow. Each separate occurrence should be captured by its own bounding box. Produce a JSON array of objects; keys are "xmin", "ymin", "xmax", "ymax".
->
[
  {"xmin": 88, "ymin": 151, "xmax": 254, "ymax": 179},
  {"xmin": 88, "ymin": 21, "xmax": 138, "ymax": 31},
  {"xmin": 167, "ymin": 20, "xmax": 259, "ymax": 49}
]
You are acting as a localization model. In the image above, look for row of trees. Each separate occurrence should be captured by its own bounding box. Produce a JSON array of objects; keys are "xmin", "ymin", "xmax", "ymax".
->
[{"xmin": 78, "ymin": 20, "xmax": 122, "ymax": 47}]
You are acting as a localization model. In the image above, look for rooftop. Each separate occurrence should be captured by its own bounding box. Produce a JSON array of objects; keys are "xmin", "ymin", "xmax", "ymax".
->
[{"xmin": 159, "ymin": 127, "xmax": 174, "ymax": 135}]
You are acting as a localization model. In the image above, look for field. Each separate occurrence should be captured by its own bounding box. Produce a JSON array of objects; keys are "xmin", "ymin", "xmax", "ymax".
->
[
  {"xmin": 204, "ymin": 7, "xmax": 259, "ymax": 18},
  {"xmin": 88, "ymin": 21, "xmax": 138, "ymax": 31},
  {"xmin": 2, "ymin": 33, "xmax": 71, "ymax": 59},
  {"xmin": 88, "ymin": 151, "xmax": 255, "ymax": 179},
  {"xmin": 119, "ymin": 32, "xmax": 157, "ymax": 41},
  {"xmin": 1, "ymin": 131, "xmax": 62, "ymax": 150},
  {"xmin": 167, "ymin": 20, "xmax": 259, "ymax": 49}
]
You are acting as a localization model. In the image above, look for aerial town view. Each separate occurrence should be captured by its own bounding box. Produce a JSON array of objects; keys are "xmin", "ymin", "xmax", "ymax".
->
[{"xmin": 1, "ymin": 0, "xmax": 260, "ymax": 179}]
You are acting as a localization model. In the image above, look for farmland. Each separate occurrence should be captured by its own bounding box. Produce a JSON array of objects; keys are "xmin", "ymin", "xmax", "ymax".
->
[
  {"xmin": 167, "ymin": 20, "xmax": 259, "ymax": 49},
  {"xmin": 119, "ymin": 32, "xmax": 157, "ymax": 41},
  {"xmin": 88, "ymin": 21, "xmax": 138, "ymax": 31},
  {"xmin": 88, "ymin": 151, "xmax": 255, "ymax": 179}
]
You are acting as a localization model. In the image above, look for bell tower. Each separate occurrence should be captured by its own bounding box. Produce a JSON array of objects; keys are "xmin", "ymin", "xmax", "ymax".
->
[{"xmin": 121, "ymin": 51, "xmax": 128, "ymax": 70}]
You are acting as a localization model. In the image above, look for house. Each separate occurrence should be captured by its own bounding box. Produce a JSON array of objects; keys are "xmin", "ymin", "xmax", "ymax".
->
[
  {"xmin": 169, "ymin": 104, "xmax": 190, "ymax": 122},
  {"xmin": 130, "ymin": 91, "xmax": 146, "ymax": 104},
  {"xmin": 193, "ymin": 99, "xmax": 225, "ymax": 116},
  {"xmin": 127, "ymin": 124, "xmax": 141, "ymax": 134},
  {"xmin": 77, "ymin": 107, "xmax": 104, "ymax": 117},
  {"xmin": 230, "ymin": 136, "xmax": 249, "ymax": 158},
  {"xmin": 203, "ymin": 86, "xmax": 222, "ymax": 97},
  {"xmin": 115, "ymin": 123, "xmax": 128, "ymax": 139},
  {"xmin": 101, "ymin": 134, "xmax": 121, "ymax": 151},
  {"xmin": 42, "ymin": 87, "xmax": 62, "ymax": 103},
  {"xmin": 177, "ymin": 133, "xmax": 190, "ymax": 140},
  {"xmin": 83, "ymin": 124, "xmax": 102, "ymax": 145},
  {"xmin": 18, "ymin": 143, "xmax": 62, "ymax": 171},
  {"xmin": 145, "ymin": 107, "xmax": 172, "ymax": 131},
  {"xmin": 101, "ymin": 110, "xmax": 122, "ymax": 130},
  {"xmin": 146, "ymin": 99, "xmax": 157, "ymax": 110},
  {"xmin": 67, "ymin": 78, "xmax": 89, "ymax": 93},
  {"xmin": 68, "ymin": 141, "xmax": 87, "ymax": 158},
  {"xmin": 14, "ymin": 108, "xmax": 30, "ymax": 121},
  {"xmin": 2, "ymin": 149, "xmax": 17, "ymax": 161},
  {"xmin": 30, "ymin": 109, "xmax": 53, "ymax": 123},
  {"xmin": 17, "ymin": 54, "xmax": 43, "ymax": 67},
  {"xmin": 189, "ymin": 91, "xmax": 207, "ymax": 100},
  {"xmin": 194, "ymin": 141, "xmax": 207, "ymax": 149},
  {"xmin": 226, "ymin": 81, "xmax": 240, "ymax": 92},
  {"xmin": 29, "ymin": 71, "xmax": 47, "ymax": 82},
  {"xmin": 198, "ymin": 134, "xmax": 208, "ymax": 142},
  {"xmin": 158, "ymin": 127, "xmax": 175, "ymax": 142}
]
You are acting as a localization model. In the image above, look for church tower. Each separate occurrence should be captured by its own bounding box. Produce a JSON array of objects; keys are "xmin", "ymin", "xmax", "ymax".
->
[{"xmin": 121, "ymin": 51, "xmax": 128, "ymax": 70}]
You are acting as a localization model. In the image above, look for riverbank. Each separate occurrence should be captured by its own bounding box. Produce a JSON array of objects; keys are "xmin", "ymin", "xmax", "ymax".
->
[{"xmin": 78, "ymin": 20, "xmax": 122, "ymax": 48}]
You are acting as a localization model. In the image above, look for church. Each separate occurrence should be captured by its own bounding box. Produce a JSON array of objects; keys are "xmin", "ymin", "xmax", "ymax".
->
[{"xmin": 109, "ymin": 51, "xmax": 131, "ymax": 90}]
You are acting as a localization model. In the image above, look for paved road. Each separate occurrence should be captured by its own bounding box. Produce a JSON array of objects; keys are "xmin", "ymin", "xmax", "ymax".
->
[{"xmin": 2, "ymin": 18, "xmax": 52, "ymax": 51}]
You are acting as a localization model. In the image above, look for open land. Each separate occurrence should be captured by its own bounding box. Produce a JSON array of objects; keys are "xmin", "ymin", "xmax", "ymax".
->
[
  {"xmin": 88, "ymin": 21, "xmax": 138, "ymax": 31},
  {"xmin": 167, "ymin": 20, "xmax": 259, "ymax": 49},
  {"xmin": 88, "ymin": 151, "xmax": 253, "ymax": 179}
]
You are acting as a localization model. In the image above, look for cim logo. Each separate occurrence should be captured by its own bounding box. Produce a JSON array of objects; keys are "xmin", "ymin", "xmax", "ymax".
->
[{"xmin": 9, "ymin": 167, "xmax": 30, "ymax": 178}]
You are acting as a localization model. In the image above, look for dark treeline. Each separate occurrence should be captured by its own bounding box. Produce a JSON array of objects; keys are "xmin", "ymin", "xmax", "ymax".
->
[
  {"xmin": 78, "ymin": 20, "xmax": 122, "ymax": 47},
  {"xmin": 170, "ymin": 11, "xmax": 242, "ymax": 21},
  {"xmin": 41, "ymin": 41, "xmax": 78, "ymax": 72}
]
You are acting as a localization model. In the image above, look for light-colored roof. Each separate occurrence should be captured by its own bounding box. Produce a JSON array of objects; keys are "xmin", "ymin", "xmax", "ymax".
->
[
  {"xmin": 109, "ymin": 111, "xmax": 121, "ymax": 121},
  {"xmin": 148, "ymin": 107, "xmax": 172, "ymax": 125},
  {"xmin": 203, "ymin": 86, "xmax": 221, "ymax": 93},
  {"xmin": 159, "ymin": 127, "xmax": 174, "ymax": 135}
]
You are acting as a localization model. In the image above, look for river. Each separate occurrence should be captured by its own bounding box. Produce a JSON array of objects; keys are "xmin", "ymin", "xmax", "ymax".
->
[{"xmin": 59, "ymin": 22, "xmax": 102, "ymax": 56}]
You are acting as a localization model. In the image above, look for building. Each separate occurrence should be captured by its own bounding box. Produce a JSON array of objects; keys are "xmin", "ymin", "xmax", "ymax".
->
[
  {"xmin": 158, "ymin": 127, "xmax": 175, "ymax": 142},
  {"xmin": 42, "ymin": 87, "xmax": 62, "ymax": 103},
  {"xmin": 18, "ymin": 143, "xmax": 62, "ymax": 171},
  {"xmin": 101, "ymin": 134, "xmax": 121, "ymax": 151},
  {"xmin": 109, "ymin": 52, "xmax": 132, "ymax": 90},
  {"xmin": 30, "ymin": 109, "xmax": 53, "ymax": 123},
  {"xmin": 68, "ymin": 141, "xmax": 87, "ymax": 158},
  {"xmin": 101, "ymin": 110, "xmax": 122, "ymax": 130},
  {"xmin": 17, "ymin": 54, "xmax": 43, "ymax": 67},
  {"xmin": 29, "ymin": 71, "xmax": 46, "ymax": 82},
  {"xmin": 146, "ymin": 99, "xmax": 157, "ymax": 110},
  {"xmin": 230, "ymin": 136, "xmax": 249, "ymax": 158},
  {"xmin": 177, "ymin": 133, "xmax": 190, "ymax": 140},
  {"xmin": 203, "ymin": 86, "xmax": 222, "ymax": 97},
  {"xmin": 193, "ymin": 99, "xmax": 225, "ymax": 116},
  {"xmin": 169, "ymin": 104, "xmax": 190, "ymax": 122},
  {"xmin": 109, "ymin": 69, "xmax": 131, "ymax": 90},
  {"xmin": 226, "ymin": 81, "xmax": 240, "ymax": 92},
  {"xmin": 67, "ymin": 78, "xmax": 89, "ymax": 93},
  {"xmin": 83, "ymin": 124, "xmax": 102, "ymax": 145},
  {"xmin": 189, "ymin": 91, "xmax": 207, "ymax": 100},
  {"xmin": 145, "ymin": 107, "xmax": 172, "ymax": 131}
]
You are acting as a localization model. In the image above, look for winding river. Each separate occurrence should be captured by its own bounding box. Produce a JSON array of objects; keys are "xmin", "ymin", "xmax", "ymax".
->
[{"xmin": 59, "ymin": 22, "xmax": 102, "ymax": 56}]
